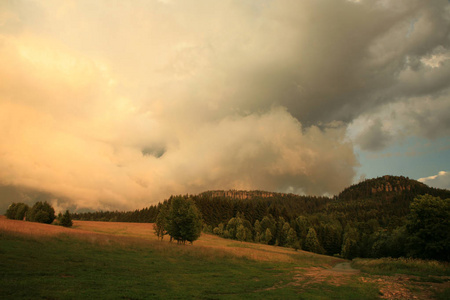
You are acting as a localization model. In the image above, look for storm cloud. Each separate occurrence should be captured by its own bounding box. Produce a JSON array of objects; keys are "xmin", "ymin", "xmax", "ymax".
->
[{"xmin": 0, "ymin": 0, "xmax": 449, "ymax": 211}]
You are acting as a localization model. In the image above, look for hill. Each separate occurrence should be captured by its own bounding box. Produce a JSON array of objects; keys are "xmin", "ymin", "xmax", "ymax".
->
[{"xmin": 338, "ymin": 175, "xmax": 449, "ymax": 201}]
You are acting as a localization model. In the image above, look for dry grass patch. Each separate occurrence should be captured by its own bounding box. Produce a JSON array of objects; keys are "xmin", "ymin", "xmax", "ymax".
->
[
  {"xmin": 72, "ymin": 219, "xmax": 339, "ymax": 265},
  {"xmin": 0, "ymin": 216, "xmax": 157, "ymax": 249},
  {"xmin": 72, "ymin": 220, "xmax": 158, "ymax": 240},
  {"xmin": 1, "ymin": 216, "xmax": 338, "ymax": 266}
]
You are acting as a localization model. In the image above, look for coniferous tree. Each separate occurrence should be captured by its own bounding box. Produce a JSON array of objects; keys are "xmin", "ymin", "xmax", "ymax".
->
[
  {"xmin": 304, "ymin": 227, "xmax": 323, "ymax": 254},
  {"xmin": 59, "ymin": 210, "xmax": 73, "ymax": 227}
]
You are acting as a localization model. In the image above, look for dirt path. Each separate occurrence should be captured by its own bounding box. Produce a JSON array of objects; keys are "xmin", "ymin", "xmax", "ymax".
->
[
  {"xmin": 290, "ymin": 261, "xmax": 360, "ymax": 288},
  {"xmin": 332, "ymin": 262, "xmax": 360, "ymax": 273}
]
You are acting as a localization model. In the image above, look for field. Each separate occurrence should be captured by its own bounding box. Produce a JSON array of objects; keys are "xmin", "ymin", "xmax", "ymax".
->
[{"xmin": 1, "ymin": 216, "xmax": 448, "ymax": 299}]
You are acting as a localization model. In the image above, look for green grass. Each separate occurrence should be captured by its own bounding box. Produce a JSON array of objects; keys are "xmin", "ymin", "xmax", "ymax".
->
[
  {"xmin": 0, "ymin": 230, "xmax": 384, "ymax": 299},
  {"xmin": 352, "ymin": 257, "xmax": 450, "ymax": 277},
  {"xmin": 295, "ymin": 283, "xmax": 380, "ymax": 300},
  {"xmin": 0, "ymin": 232, "xmax": 303, "ymax": 299}
]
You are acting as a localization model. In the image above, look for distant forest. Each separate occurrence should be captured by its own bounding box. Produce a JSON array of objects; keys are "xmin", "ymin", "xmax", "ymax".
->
[{"xmin": 72, "ymin": 176, "xmax": 450, "ymax": 261}]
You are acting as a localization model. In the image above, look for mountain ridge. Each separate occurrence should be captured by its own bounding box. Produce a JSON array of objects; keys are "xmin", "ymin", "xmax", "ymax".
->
[{"xmin": 2, "ymin": 175, "xmax": 449, "ymax": 215}]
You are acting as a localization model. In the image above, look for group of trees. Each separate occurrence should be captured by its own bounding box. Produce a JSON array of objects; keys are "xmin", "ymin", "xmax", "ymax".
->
[
  {"xmin": 208, "ymin": 194, "xmax": 449, "ymax": 261},
  {"xmin": 72, "ymin": 206, "xmax": 159, "ymax": 223},
  {"xmin": 153, "ymin": 196, "xmax": 203, "ymax": 244},
  {"xmin": 5, "ymin": 201, "xmax": 73, "ymax": 227}
]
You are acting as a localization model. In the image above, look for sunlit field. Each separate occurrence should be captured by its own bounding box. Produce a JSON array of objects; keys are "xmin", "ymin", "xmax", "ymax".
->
[
  {"xmin": 73, "ymin": 219, "xmax": 340, "ymax": 265},
  {"xmin": 1, "ymin": 216, "xmax": 448, "ymax": 299}
]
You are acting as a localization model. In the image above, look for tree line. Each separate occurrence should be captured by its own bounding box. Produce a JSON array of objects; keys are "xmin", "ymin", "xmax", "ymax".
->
[{"xmin": 5, "ymin": 201, "xmax": 73, "ymax": 227}]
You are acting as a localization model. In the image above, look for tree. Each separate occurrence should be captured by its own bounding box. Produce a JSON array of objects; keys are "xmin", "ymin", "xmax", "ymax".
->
[
  {"xmin": 59, "ymin": 210, "xmax": 73, "ymax": 227},
  {"xmin": 286, "ymin": 227, "xmax": 299, "ymax": 249},
  {"xmin": 58, "ymin": 210, "xmax": 73, "ymax": 227},
  {"xmin": 274, "ymin": 217, "xmax": 289, "ymax": 246},
  {"xmin": 304, "ymin": 227, "xmax": 323, "ymax": 254},
  {"xmin": 15, "ymin": 203, "xmax": 30, "ymax": 221},
  {"xmin": 183, "ymin": 202, "xmax": 203, "ymax": 243},
  {"xmin": 293, "ymin": 216, "xmax": 310, "ymax": 249},
  {"xmin": 253, "ymin": 220, "xmax": 262, "ymax": 243},
  {"xmin": 406, "ymin": 194, "xmax": 450, "ymax": 261},
  {"xmin": 6, "ymin": 203, "xmax": 29, "ymax": 220},
  {"xmin": 27, "ymin": 201, "xmax": 56, "ymax": 224},
  {"xmin": 263, "ymin": 228, "xmax": 273, "ymax": 244},
  {"xmin": 226, "ymin": 217, "xmax": 241, "ymax": 239},
  {"xmin": 371, "ymin": 226, "xmax": 407, "ymax": 258},
  {"xmin": 213, "ymin": 223, "xmax": 225, "ymax": 237},
  {"xmin": 260, "ymin": 215, "xmax": 276, "ymax": 245},
  {"xmin": 165, "ymin": 196, "xmax": 202, "ymax": 244},
  {"xmin": 154, "ymin": 203, "xmax": 169, "ymax": 240},
  {"xmin": 341, "ymin": 226, "xmax": 360, "ymax": 259},
  {"xmin": 321, "ymin": 222, "xmax": 343, "ymax": 256},
  {"xmin": 236, "ymin": 224, "xmax": 247, "ymax": 242}
]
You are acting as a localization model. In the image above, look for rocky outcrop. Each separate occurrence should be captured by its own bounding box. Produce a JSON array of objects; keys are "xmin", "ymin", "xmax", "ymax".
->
[{"xmin": 206, "ymin": 190, "xmax": 286, "ymax": 200}]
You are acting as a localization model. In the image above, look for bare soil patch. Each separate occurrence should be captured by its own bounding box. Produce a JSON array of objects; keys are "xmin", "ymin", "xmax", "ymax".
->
[
  {"xmin": 360, "ymin": 275, "xmax": 450, "ymax": 300},
  {"xmin": 292, "ymin": 263, "xmax": 359, "ymax": 288}
]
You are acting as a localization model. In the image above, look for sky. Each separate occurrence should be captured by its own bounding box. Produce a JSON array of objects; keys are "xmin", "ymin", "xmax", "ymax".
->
[{"xmin": 0, "ymin": 0, "xmax": 449, "ymax": 212}]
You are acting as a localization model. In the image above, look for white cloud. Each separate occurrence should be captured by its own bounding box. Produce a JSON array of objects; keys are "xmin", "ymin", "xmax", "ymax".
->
[{"xmin": 418, "ymin": 171, "xmax": 450, "ymax": 190}]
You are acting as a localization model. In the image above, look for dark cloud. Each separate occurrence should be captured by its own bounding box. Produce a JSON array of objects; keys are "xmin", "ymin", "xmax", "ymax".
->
[
  {"xmin": 142, "ymin": 146, "xmax": 166, "ymax": 158},
  {"xmin": 355, "ymin": 119, "xmax": 393, "ymax": 151},
  {"xmin": 0, "ymin": 0, "xmax": 449, "ymax": 211}
]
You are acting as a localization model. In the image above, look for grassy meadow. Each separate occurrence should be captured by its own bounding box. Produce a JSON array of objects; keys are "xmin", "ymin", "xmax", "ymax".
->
[{"xmin": 0, "ymin": 216, "xmax": 448, "ymax": 299}]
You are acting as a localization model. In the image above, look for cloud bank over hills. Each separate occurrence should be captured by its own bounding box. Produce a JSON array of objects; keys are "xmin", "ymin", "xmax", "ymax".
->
[{"xmin": 0, "ymin": 0, "xmax": 449, "ymax": 211}]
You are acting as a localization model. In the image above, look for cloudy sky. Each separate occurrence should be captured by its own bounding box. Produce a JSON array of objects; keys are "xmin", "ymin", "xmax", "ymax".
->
[{"xmin": 1, "ymin": 0, "xmax": 449, "ymax": 212}]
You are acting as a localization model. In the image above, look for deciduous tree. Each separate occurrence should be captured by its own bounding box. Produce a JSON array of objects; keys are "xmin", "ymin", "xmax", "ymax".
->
[
  {"xmin": 27, "ymin": 201, "xmax": 55, "ymax": 224},
  {"xmin": 406, "ymin": 194, "xmax": 450, "ymax": 261},
  {"xmin": 165, "ymin": 196, "xmax": 202, "ymax": 244},
  {"xmin": 6, "ymin": 203, "xmax": 29, "ymax": 220}
]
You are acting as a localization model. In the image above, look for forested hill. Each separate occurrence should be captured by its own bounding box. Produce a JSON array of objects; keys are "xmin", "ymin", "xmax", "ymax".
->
[
  {"xmin": 327, "ymin": 175, "xmax": 450, "ymax": 228},
  {"xmin": 338, "ymin": 175, "xmax": 449, "ymax": 201},
  {"xmin": 72, "ymin": 175, "xmax": 449, "ymax": 226}
]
